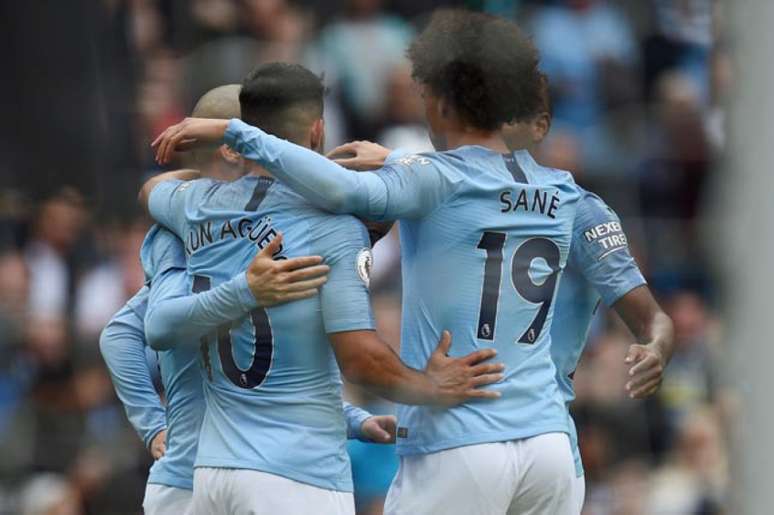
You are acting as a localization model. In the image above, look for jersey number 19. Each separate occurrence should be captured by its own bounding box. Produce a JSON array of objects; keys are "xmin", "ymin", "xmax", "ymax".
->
[{"xmin": 476, "ymin": 232, "xmax": 561, "ymax": 344}]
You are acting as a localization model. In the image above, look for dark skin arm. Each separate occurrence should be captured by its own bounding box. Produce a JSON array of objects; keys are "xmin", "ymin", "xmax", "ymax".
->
[
  {"xmin": 329, "ymin": 330, "xmax": 504, "ymax": 407},
  {"xmin": 612, "ymin": 285, "xmax": 675, "ymax": 399}
]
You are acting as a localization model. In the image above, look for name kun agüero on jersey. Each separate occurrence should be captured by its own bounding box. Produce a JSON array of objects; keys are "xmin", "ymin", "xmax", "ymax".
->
[{"xmin": 185, "ymin": 216, "xmax": 280, "ymax": 256}]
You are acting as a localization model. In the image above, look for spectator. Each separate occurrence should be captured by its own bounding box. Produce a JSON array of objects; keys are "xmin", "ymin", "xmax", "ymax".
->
[
  {"xmin": 530, "ymin": 0, "xmax": 639, "ymax": 128},
  {"xmin": 310, "ymin": 0, "xmax": 414, "ymax": 139},
  {"xmin": 376, "ymin": 64, "xmax": 433, "ymax": 154},
  {"xmin": 18, "ymin": 473, "xmax": 82, "ymax": 515},
  {"xmin": 23, "ymin": 189, "xmax": 87, "ymax": 322}
]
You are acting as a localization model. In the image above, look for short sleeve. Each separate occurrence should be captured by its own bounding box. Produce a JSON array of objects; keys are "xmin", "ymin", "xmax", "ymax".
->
[
  {"xmin": 569, "ymin": 191, "xmax": 646, "ymax": 306},
  {"xmin": 315, "ymin": 216, "xmax": 376, "ymax": 333},
  {"xmin": 148, "ymin": 179, "xmax": 193, "ymax": 239},
  {"xmin": 372, "ymin": 154, "xmax": 457, "ymax": 220}
]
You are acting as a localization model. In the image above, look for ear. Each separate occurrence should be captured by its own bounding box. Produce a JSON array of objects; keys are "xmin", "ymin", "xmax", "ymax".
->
[
  {"xmin": 531, "ymin": 113, "xmax": 551, "ymax": 144},
  {"xmin": 310, "ymin": 118, "xmax": 325, "ymax": 152},
  {"xmin": 218, "ymin": 144, "xmax": 241, "ymax": 164}
]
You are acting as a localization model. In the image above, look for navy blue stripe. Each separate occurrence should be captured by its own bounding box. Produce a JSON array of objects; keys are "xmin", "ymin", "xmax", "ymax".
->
[
  {"xmin": 244, "ymin": 177, "xmax": 275, "ymax": 211},
  {"xmin": 502, "ymin": 154, "xmax": 528, "ymax": 184}
]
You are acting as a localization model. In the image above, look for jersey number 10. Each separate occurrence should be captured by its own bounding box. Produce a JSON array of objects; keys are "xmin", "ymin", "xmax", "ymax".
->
[
  {"xmin": 193, "ymin": 275, "xmax": 274, "ymax": 389},
  {"xmin": 476, "ymin": 232, "xmax": 561, "ymax": 344}
]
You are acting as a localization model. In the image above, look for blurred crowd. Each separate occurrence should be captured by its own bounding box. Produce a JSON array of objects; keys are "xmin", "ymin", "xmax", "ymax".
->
[{"xmin": 0, "ymin": 1, "xmax": 731, "ymax": 514}]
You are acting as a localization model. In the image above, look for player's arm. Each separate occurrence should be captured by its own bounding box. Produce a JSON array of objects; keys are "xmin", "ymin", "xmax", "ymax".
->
[
  {"xmin": 99, "ymin": 301, "xmax": 167, "ymax": 457},
  {"xmin": 613, "ymin": 286, "xmax": 674, "ymax": 399},
  {"xmin": 152, "ymin": 118, "xmax": 452, "ymax": 220},
  {"xmin": 330, "ymin": 329, "xmax": 503, "ymax": 407},
  {"xmin": 342, "ymin": 402, "xmax": 397, "ymax": 443},
  {"xmin": 138, "ymin": 168, "xmax": 200, "ymax": 213},
  {"xmin": 138, "ymin": 169, "xmax": 208, "ymax": 242},
  {"xmin": 317, "ymin": 219, "xmax": 502, "ymax": 407},
  {"xmin": 326, "ymin": 141, "xmax": 403, "ymax": 245},
  {"xmin": 571, "ymin": 191, "xmax": 674, "ymax": 399},
  {"xmin": 145, "ymin": 234, "xmax": 329, "ymax": 350}
]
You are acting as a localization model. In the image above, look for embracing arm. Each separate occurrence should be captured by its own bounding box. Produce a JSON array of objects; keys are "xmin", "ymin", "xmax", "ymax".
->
[
  {"xmin": 145, "ymin": 270, "xmax": 258, "ymax": 351},
  {"xmin": 613, "ymin": 285, "xmax": 675, "ymax": 398},
  {"xmin": 224, "ymin": 120, "xmax": 388, "ymax": 216},
  {"xmin": 145, "ymin": 235, "xmax": 329, "ymax": 350},
  {"xmin": 329, "ymin": 330, "xmax": 503, "ymax": 407},
  {"xmin": 151, "ymin": 118, "xmax": 446, "ymax": 219},
  {"xmin": 138, "ymin": 168, "xmax": 200, "ymax": 214},
  {"xmin": 99, "ymin": 307, "xmax": 166, "ymax": 450}
]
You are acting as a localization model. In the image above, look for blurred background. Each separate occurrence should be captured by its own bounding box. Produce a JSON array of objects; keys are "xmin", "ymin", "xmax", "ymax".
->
[{"xmin": 0, "ymin": 1, "xmax": 733, "ymax": 514}]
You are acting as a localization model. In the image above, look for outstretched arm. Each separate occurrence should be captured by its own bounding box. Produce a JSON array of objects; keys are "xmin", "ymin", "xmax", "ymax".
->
[{"xmin": 151, "ymin": 118, "xmax": 450, "ymax": 220}]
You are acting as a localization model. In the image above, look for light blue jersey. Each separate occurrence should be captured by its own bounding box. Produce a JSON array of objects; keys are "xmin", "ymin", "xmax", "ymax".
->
[
  {"xmin": 100, "ymin": 226, "xmax": 205, "ymax": 490},
  {"xmin": 550, "ymin": 189, "xmax": 646, "ymax": 476},
  {"xmin": 222, "ymin": 120, "xmax": 581, "ymax": 456},
  {"xmin": 140, "ymin": 226, "xmax": 207, "ymax": 490},
  {"xmin": 148, "ymin": 175, "xmax": 375, "ymax": 492},
  {"xmin": 100, "ymin": 289, "xmax": 164, "ymax": 451}
]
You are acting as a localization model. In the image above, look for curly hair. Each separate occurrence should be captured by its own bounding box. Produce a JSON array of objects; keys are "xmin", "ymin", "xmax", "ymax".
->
[{"xmin": 408, "ymin": 9, "xmax": 543, "ymax": 131}]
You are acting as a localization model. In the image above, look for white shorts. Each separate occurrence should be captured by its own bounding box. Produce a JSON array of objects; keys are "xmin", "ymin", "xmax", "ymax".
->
[
  {"xmin": 385, "ymin": 432, "xmax": 576, "ymax": 515},
  {"xmin": 572, "ymin": 473, "xmax": 585, "ymax": 514},
  {"xmin": 143, "ymin": 483, "xmax": 192, "ymax": 515},
  {"xmin": 189, "ymin": 467, "xmax": 355, "ymax": 515}
]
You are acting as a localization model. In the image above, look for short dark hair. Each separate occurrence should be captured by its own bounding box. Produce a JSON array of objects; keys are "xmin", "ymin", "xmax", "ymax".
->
[
  {"xmin": 239, "ymin": 63, "xmax": 324, "ymax": 143},
  {"xmin": 408, "ymin": 9, "xmax": 543, "ymax": 130}
]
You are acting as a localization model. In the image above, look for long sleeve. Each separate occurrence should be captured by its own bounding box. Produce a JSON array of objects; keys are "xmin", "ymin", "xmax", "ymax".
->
[
  {"xmin": 99, "ymin": 302, "xmax": 166, "ymax": 449},
  {"xmin": 144, "ymin": 268, "xmax": 259, "ymax": 351},
  {"xmin": 224, "ymin": 119, "xmax": 452, "ymax": 220},
  {"xmin": 343, "ymin": 402, "xmax": 373, "ymax": 441}
]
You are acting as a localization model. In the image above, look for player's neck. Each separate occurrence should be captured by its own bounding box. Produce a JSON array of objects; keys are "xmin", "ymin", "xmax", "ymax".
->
[
  {"xmin": 443, "ymin": 129, "xmax": 510, "ymax": 154},
  {"xmin": 206, "ymin": 161, "xmax": 245, "ymax": 182},
  {"xmin": 246, "ymin": 162, "xmax": 274, "ymax": 179}
]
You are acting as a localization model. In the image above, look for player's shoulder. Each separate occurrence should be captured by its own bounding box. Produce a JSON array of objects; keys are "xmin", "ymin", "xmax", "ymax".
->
[
  {"xmin": 513, "ymin": 150, "xmax": 577, "ymax": 191},
  {"xmin": 387, "ymin": 149, "xmax": 465, "ymax": 180},
  {"xmin": 105, "ymin": 287, "xmax": 148, "ymax": 333},
  {"xmin": 193, "ymin": 175, "xmax": 275, "ymax": 211},
  {"xmin": 124, "ymin": 286, "xmax": 150, "ymax": 322},
  {"xmin": 574, "ymin": 186, "xmax": 620, "ymax": 228},
  {"xmin": 139, "ymin": 224, "xmax": 186, "ymax": 282},
  {"xmin": 160, "ymin": 176, "xmax": 217, "ymax": 202},
  {"xmin": 270, "ymin": 181, "xmax": 370, "ymax": 245},
  {"xmin": 307, "ymin": 208, "xmax": 370, "ymax": 246}
]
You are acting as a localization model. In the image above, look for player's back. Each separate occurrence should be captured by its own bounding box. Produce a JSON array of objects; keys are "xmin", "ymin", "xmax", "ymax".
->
[
  {"xmin": 393, "ymin": 147, "xmax": 580, "ymax": 455},
  {"xmin": 155, "ymin": 175, "xmax": 373, "ymax": 492}
]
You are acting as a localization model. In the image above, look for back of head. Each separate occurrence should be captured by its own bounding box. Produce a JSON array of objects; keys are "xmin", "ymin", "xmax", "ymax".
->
[
  {"xmin": 192, "ymin": 84, "xmax": 242, "ymax": 119},
  {"xmin": 408, "ymin": 9, "xmax": 543, "ymax": 131},
  {"xmin": 188, "ymin": 84, "xmax": 242, "ymax": 173},
  {"xmin": 239, "ymin": 63, "xmax": 324, "ymax": 146}
]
